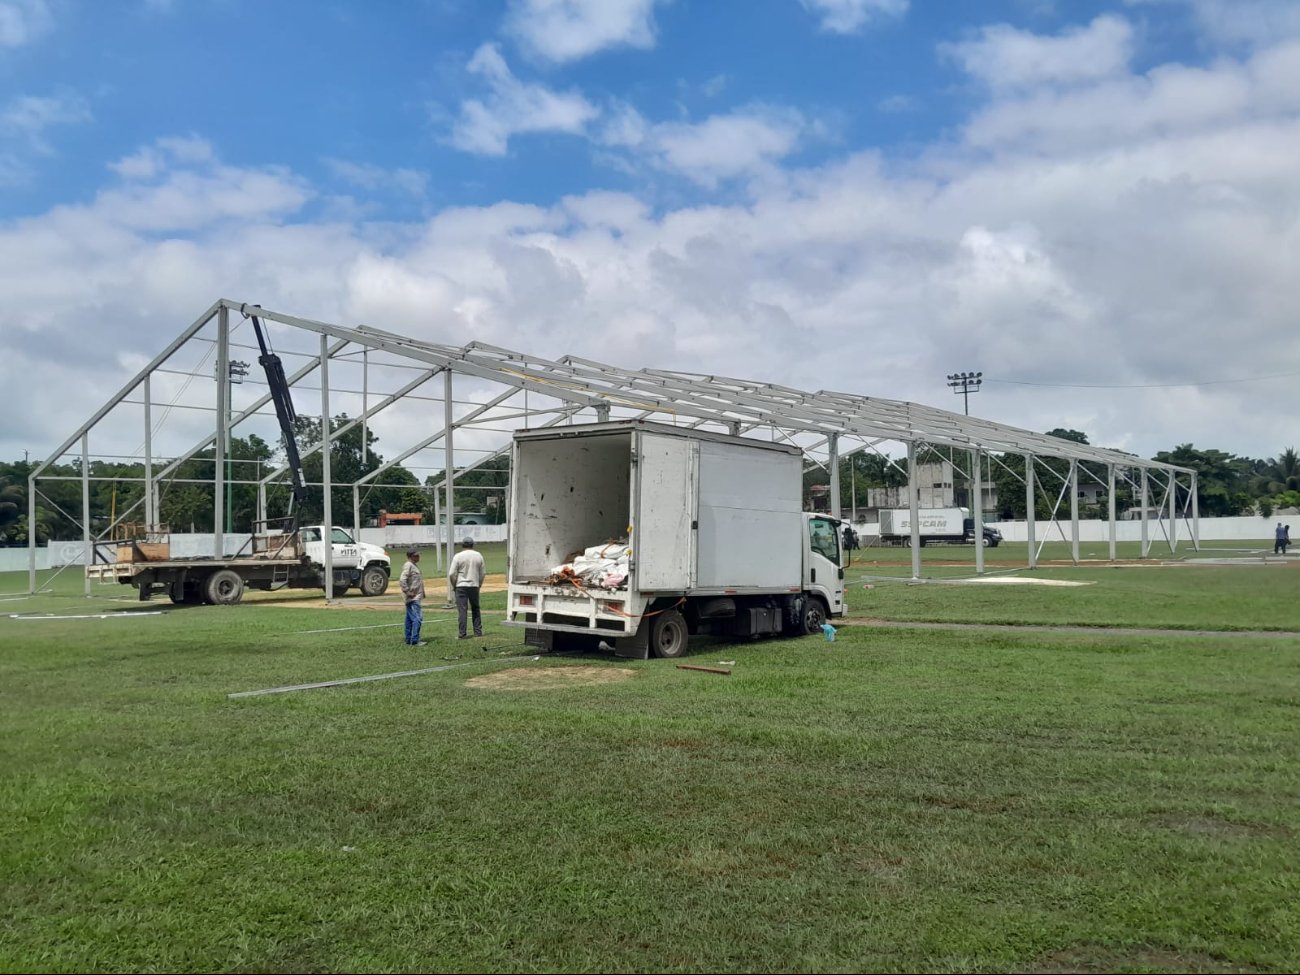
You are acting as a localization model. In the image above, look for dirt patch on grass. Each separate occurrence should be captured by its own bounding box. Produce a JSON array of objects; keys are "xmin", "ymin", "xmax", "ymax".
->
[{"xmin": 466, "ymin": 665, "xmax": 636, "ymax": 690}]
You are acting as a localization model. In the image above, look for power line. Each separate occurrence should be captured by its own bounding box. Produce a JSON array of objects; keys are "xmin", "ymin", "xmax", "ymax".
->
[{"xmin": 985, "ymin": 370, "xmax": 1300, "ymax": 390}]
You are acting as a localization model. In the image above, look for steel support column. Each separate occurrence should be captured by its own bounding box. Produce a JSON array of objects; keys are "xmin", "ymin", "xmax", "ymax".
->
[
  {"xmin": 1168, "ymin": 471, "xmax": 1178, "ymax": 552},
  {"xmin": 444, "ymin": 369, "xmax": 455, "ymax": 603},
  {"xmin": 1025, "ymin": 453, "xmax": 1036, "ymax": 569},
  {"xmin": 143, "ymin": 375, "xmax": 154, "ymax": 527},
  {"xmin": 908, "ymin": 441, "xmax": 921, "ymax": 581},
  {"xmin": 321, "ymin": 333, "xmax": 334, "ymax": 601},
  {"xmin": 1107, "ymin": 464, "xmax": 1116, "ymax": 562},
  {"xmin": 1140, "ymin": 469, "xmax": 1150, "ymax": 559},
  {"xmin": 972, "ymin": 448, "xmax": 984, "ymax": 575},
  {"xmin": 1069, "ymin": 459, "xmax": 1079, "ymax": 564},
  {"xmin": 1191, "ymin": 473, "xmax": 1200, "ymax": 550},
  {"xmin": 828, "ymin": 433, "xmax": 840, "ymax": 521},
  {"xmin": 213, "ymin": 305, "xmax": 228, "ymax": 558},
  {"xmin": 81, "ymin": 434, "xmax": 91, "ymax": 596}
]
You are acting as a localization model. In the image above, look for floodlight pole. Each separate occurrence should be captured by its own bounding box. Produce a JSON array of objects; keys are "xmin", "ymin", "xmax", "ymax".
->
[{"xmin": 946, "ymin": 371, "xmax": 983, "ymax": 415}]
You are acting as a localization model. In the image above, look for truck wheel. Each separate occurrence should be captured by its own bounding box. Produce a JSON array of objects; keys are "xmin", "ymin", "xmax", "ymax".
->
[
  {"xmin": 650, "ymin": 609, "xmax": 689, "ymax": 659},
  {"xmin": 987, "ymin": 537, "xmax": 999, "ymax": 548},
  {"xmin": 168, "ymin": 582, "xmax": 187, "ymax": 605},
  {"xmin": 205, "ymin": 569, "xmax": 245, "ymax": 606},
  {"xmin": 800, "ymin": 596, "xmax": 827, "ymax": 635},
  {"xmin": 360, "ymin": 566, "xmax": 390, "ymax": 596}
]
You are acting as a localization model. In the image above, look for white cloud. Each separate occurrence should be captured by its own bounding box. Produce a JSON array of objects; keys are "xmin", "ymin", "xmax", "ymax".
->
[
  {"xmin": 505, "ymin": 0, "xmax": 662, "ymax": 62},
  {"xmin": 799, "ymin": 0, "xmax": 908, "ymax": 35},
  {"xmin": 1, "ymin": 92, "xmax": 91, "ymax": 152},
  {"xmin": 7, "ymin": 26, "xmax": 1300, "ymax": 466},
  {"xmin": 324, "ymin": 159, "xmax": 428, "ymax": 198},
  {"xmin": 600, "ymin": 104, "xmax": 813, "ymax": 187},
  {"xmin": 0, "ymin": 0, "xmax": 52, "ymax": 48},
  {"xmin": 449, "ymin": 43, "xmax": 599, "ymax": 155},
  {"xmin": 1126, "ymin": 0, "xmax": 1300, "ymax": 48},
  {"xmin": 109, "ymin": 135, "xmax": 215, "ymax": 180},
  {"xmin": 958, "ymin": 36, "xmax": 1300, "ymax": 153},
  {"xmin": 943, "ymin": 14, "xmax": 1134, "ymax": 91}
]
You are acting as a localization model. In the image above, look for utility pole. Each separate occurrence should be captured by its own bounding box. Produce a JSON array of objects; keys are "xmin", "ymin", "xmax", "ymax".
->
[{"xmin": 946, "ymin": 371, "xmax": 982, "ymax": 415}]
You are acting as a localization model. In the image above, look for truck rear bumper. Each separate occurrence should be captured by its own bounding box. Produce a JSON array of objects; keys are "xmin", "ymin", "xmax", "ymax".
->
[{"xmin": 507, "ymin": 584, "xmax": 638, "ymax": 635}]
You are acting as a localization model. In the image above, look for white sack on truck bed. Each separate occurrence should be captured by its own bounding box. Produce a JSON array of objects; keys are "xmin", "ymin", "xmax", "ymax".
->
[{"xmin": 544, "ymin": 539, "xmax": 631, "ymax": 590}]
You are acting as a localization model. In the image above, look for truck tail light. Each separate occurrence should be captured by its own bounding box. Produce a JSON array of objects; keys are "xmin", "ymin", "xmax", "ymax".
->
[{"xmin": 517, "ymin": 594, "xmax": 536, "ymax": 606}]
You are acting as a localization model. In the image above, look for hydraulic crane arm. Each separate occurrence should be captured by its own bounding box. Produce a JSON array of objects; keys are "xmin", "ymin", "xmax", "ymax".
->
[{"xmin": 242, "ymin": 304, "xmax": 308, "ymax": 527}]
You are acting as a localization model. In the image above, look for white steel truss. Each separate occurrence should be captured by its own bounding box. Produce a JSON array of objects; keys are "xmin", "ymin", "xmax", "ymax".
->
[{"xmin": 26, "ymin": 299, "xmax": 1197, "ymax": 594}]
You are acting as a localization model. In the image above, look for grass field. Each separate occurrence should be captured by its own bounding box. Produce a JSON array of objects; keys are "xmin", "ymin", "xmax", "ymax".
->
[{"xmin": 2, "ymin": 551, "xmax": 1299, "ymax": 972}]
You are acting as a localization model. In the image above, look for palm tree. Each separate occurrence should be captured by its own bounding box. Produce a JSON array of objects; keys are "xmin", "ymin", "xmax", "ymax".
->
[{"xmin": 1258, "ymin": 447, "xmax": 1300, "ymax": 495}]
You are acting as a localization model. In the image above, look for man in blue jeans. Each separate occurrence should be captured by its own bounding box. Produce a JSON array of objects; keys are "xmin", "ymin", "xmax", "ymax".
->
[
  {"xmin": 398, "ymin": 548, "xmax": 426, "ymax": 646},
  {"xmin": 447, "ymin": 537, "xmax": 486, "ymax": 639}
]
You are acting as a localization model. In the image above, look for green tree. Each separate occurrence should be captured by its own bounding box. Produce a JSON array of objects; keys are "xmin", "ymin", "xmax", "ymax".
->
[{"xmin": 1151, "ymin": 444, "xmax": 1254, "ymax": 517}]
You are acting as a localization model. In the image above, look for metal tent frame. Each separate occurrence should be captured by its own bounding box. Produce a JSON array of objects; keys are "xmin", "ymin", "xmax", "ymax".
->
[{"xmin": 27, "ymin": 299, "xmax": 1197, "ymax": 596}]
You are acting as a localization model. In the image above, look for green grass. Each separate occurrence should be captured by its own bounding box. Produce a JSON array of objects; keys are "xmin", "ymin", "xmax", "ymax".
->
[{"xmin": 2, "ymin": 563, "xmax": 1299, "ymax": 972}]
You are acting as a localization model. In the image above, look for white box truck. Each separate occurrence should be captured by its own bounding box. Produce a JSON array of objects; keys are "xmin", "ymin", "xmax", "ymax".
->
[
  {"xmin": 505, "ymin": 420, "xmax": 845, "ymax": 659},
  {"xmin": 876, "ymin": 507, "xmax": 1002, "ymax": 547}
]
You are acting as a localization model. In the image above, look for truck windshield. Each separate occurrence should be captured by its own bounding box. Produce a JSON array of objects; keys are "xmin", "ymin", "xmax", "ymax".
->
[
  {"xmin": 331, "ymin": 529, "xmax": 355, "ymax": 544},
  {"xmin": 809, "ymin": 518, "xmax": 840, "ymax": 564}
]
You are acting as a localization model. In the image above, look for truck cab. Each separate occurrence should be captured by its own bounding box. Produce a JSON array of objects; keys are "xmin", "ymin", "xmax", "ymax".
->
[
  {"xmin": 299, "ymin": 526, "xmax": 391, "ymax": 595},
  {"xmin": 805, "ymin": 513, "xmax": 846, "ymax": 624}
]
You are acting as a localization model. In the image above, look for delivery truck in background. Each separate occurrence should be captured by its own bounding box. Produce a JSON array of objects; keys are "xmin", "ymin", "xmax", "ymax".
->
[
  {"xmin": 876, "ymin": 507, "xmax": 1002, "ymax": 547},
  {"xmin": 504, "ymin": 420, "xmax": 845, "ymax": 659}
]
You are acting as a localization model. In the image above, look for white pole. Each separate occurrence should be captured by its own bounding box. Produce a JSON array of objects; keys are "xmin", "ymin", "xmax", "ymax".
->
[
  {"xmin": 1107, "ymin": 464, "xmax": 1116, "ymax": 562},
  {"xmin": 1191, "ymin": 472, "xmax": 1200, "ymax": 550},
  {"xmin": 214, "ymin": 306, "xmax": 228, "ymax": 558},
  {"xmin": 143, "ymin": 374, "xmax": 154, "ymax": 528},
  {"xmin": 1025, "ymin": 454, "xmax": 1036, "ymax": 569},
  {"xmin": 444, "ymin": 368, "xmax": 455, "ymax": 604},
  {"xmin": 908, "ymin": 441, "xmax": 921, "ymax": 581},
  {"xmin": 972, "ymin": 448, "xmax": 984, "ymax": 575},
  {"xmin": 1069, "ymin": 459, "xmax": 1079, "ymax": 564},
  {"xmin": 27, "ymin": 471, "xmax": 37, "ymax": 593},
  {"xmin": 1168, "ymin": 471, "xmax": 1178, "ymax": 553},
  {"xmin": 82, "ymin": 434, "xmax": 91, "ymax": 596},
  {"xmin": 321, "ymin": 333, "xmax": 334, "ymax": 601},
  {"xmin": 1140, "ymin": 469, "xmax": 1150, "ymax": 559},
  {"xmin": 828, "ymin": 433, "xmax": 840, "ymax": 521}
]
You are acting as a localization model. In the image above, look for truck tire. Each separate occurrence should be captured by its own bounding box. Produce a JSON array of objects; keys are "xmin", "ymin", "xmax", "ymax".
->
[
  {"xmin": 987, "ymin": 537, "xmax": 999, "ymax": 548},
  {"xmin": 205, "ymin": 569, "xmax": 245, "ymax": 606},
  {"xmin": 168, "ymin": 581, "xmax": 187, "ymax": 605},
  {"xmin": 360, "ymin": 566, "xmax": 390, "ymax": 596},
  {"xmin": 799, "ymin": 596, "xmax": 827, "ymax": 635},
  {"xmin": 650, "ymin": 609, "xmax": 689, "ymax": 659}
]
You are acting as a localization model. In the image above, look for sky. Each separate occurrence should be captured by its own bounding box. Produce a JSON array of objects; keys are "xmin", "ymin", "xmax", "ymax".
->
[{"xmin": 2, "ymin": 0, "xmax": 1299, "ymax": 468}]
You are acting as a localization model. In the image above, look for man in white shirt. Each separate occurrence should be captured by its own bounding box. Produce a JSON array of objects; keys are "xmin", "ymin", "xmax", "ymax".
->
[
  {"xmin": 447, "ymin": 537, "xmax": 486, "ymax": 639},
  {"xmin": 398, "ymin": 547, "xmax": 426, "ymax": 646}
]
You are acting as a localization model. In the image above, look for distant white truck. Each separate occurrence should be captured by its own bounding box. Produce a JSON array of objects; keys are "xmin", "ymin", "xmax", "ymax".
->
[
  {"xmin": 87, "ymin": 524, "xmax": 391, "ymax": 604},
  {"xmin": 876, "ymin": 507, "xmax": 1002, "ymax": 547},
  {"xmin": 504, "ymin": 420, "xmax": 846, "ymax": 659}
]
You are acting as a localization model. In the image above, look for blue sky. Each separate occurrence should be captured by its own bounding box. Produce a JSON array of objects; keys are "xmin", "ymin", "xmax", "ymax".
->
[{"xmin": 3, "ymin": 0, "xmax": 1300, "ymax": 464}]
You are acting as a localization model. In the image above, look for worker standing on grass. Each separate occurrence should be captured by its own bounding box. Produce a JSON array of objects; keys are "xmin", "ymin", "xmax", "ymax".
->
[
  {"xmin": 399, "ymin": 548, "xmax": 426, "ymax": 647},
  {"xmin": 448, "ymin": 537, "xmax": 486, "ymax": 640}
]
